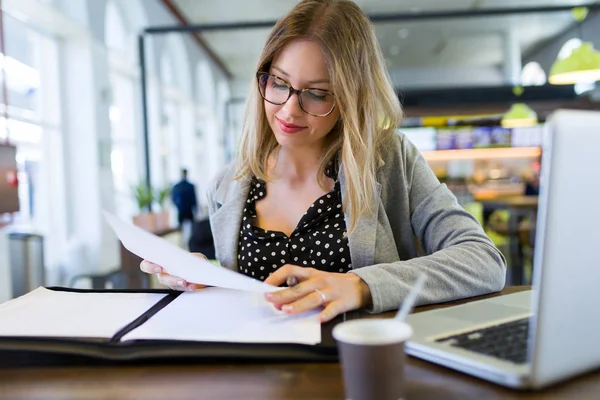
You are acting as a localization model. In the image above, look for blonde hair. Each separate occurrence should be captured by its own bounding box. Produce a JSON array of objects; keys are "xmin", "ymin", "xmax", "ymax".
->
[{"xmin": 235, "ymin": 0, "xmax": 402, "ymax": 232}]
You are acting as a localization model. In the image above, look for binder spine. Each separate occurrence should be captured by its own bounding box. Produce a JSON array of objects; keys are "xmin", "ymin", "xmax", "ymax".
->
[{"xmin": 110, "ymin": 291, "xmax": 182, "ymax": 343}]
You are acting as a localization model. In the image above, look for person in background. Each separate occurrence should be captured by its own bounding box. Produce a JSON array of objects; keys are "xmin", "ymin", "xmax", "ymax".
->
[
  {"xmin": 524, "ymin": 171, "xmax": 540, "ymax": 196},
  {"xmin": 171, "ymin": 168, "xmax": 197, "ymax": 228},
  {"xmin": 141, "ymin": 0, "xmax": 506, "ymax": 323}
]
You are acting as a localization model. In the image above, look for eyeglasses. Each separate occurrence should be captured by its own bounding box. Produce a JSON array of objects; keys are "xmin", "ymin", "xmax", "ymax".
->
[{"xmin": 256, "ymin": 72, "xmax": 336, "ymax": 117}]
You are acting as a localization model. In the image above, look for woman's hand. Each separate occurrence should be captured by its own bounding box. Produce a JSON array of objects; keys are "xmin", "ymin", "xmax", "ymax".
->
[
  {"xmin": 139, "ymin": 253, "xmax": 208, "ymax": 291},
  {"xmin": 263, "ymin": 264, "xmax": 372, "ymax": 323}
]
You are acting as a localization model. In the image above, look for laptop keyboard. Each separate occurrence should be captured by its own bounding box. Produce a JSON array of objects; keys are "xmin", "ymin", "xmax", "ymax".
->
[{"xmin": 435, "ymin": 317, "xmax": 530, "ymax": 364}]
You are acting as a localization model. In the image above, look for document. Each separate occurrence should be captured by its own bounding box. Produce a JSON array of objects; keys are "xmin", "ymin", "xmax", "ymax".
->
[
  {"xmin": 0, "ymin": 287, "xmax": 166, "ymax": 338},
  {"xmin": 104, "ymin": 212, "xmax": 278, "ymax": 293},
  {"xmin": 0, "ymin": 287, "xmax": 321, "ymax": 345},
  {"xmin": 123, "ymin": 287, "xmax": 321, "ymax": 345}
]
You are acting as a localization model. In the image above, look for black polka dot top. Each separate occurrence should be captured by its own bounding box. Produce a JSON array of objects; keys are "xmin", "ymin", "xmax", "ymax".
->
[{"xmin": 237, "ymin": 161, "xmax": 352, "ymax": 281}]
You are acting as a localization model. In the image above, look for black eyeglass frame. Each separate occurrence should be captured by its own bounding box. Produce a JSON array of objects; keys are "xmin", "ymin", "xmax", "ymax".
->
[{"xmin": 256, "ymin": 72, "xmax": 337, "ymax": 117}]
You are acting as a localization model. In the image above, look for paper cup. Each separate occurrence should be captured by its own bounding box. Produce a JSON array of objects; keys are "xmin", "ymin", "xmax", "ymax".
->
[{"xmin": 333, "ymin": 318, "xmax": 413, "ymax": 400}]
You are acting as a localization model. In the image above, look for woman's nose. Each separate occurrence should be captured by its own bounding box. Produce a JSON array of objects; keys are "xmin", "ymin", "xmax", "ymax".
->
[{"xmin": 280, "ymin": 92, "xmax": 304, "ymax": 116}]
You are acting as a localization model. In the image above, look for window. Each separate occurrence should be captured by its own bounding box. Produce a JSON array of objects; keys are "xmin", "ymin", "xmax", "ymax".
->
[
  {"xmin": 1, "ymin": 13, "xmax": 65, "ymax": 282},
  {"xmin": 105, "ymin": 0, "xmax": 140, "ymax": 221}
]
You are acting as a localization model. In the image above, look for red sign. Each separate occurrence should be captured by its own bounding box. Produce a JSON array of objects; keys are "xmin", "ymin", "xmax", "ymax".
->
[{"xmin": 6, "ymin": 170, "xmax": 18, "ymax": 187}]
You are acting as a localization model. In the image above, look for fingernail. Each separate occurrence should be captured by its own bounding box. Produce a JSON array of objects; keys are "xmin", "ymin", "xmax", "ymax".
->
[
  {"xmin": 153, "ymin": 266, "xmax": 162, "ymax": 273},
  {"xmin": 264, "ymin": 293, "xmax": 273, "ymax": 300},
  {"xmin": 177, "ymin": 280, "xmax": 185, "ymax": 287},
  {"xmin": 188, "ymin": 283, "xmax": 197, "ymax": 291},
  {"xmin": 282, "ymin": 305, "xmax": 293, "ymax": 313}
]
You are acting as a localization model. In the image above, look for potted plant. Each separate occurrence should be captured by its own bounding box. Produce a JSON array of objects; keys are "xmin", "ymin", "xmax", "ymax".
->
[
  {"xmin": 131, "ymin": 181, "xmax": 155, "ymax": 231},
  {"xmin": 154, "ymin": 187, "xmax": 171, "ymax": 231}
]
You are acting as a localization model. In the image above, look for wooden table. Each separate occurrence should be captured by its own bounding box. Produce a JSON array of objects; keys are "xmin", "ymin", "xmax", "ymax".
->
[{"xmin": 1, "ymin": 286, "xmax": 599, "ymax": 400}]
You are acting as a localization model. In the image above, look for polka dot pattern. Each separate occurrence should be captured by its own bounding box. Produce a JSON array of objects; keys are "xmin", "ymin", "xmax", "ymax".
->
[{"xmin": 237, "ymin": 161, "xmax": 352, "ymax": 281}]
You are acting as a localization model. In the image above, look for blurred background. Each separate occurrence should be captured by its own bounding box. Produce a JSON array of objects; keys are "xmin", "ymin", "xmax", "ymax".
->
[{"xmin": 0, "ymin": 0, "xmax": 599, "ymax": 299}]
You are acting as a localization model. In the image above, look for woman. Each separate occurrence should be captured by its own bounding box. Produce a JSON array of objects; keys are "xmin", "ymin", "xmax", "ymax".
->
[{"xmin": 141, "ymin": 0, "xmax": 506, "ymax": 323}]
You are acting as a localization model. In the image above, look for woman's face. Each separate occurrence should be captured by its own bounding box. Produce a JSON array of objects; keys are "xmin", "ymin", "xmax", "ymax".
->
[{"xmin": 264, "ymin": 40, "xmax": 340, "ymax": 151}]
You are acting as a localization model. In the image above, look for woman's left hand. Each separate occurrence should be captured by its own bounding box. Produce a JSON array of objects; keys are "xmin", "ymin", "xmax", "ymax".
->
[{"xmin": 264, "ymin": 264, "xmax": 372, "ymax": 323}]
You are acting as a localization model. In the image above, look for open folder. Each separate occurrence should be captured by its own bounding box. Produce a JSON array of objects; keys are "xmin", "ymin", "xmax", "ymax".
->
[
  {"xmin": 0, "ymin": 214, "xmax": 341, "ymax": 366},
  {"xmin": 0, "ymin": 286, "xmax": 340, "ymax": 367},
  {"xmin": 0, "ymin": 287, "xmax": 320, "ymax": 345}
]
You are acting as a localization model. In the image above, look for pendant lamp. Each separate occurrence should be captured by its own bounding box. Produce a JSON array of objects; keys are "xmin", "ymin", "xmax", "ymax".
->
[
  {"xmin": 549, "ymin": 7, "xmax": 600, "ymax": 85},
  {"xmin": 501, "ymin": 86, "xmax": 538, "ymax": 128}
]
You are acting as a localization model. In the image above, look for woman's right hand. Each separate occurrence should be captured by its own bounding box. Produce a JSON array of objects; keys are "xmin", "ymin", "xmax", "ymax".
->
[{"xmin": 140, "ymin": 253, "xmax": 208, "ymax": 291}]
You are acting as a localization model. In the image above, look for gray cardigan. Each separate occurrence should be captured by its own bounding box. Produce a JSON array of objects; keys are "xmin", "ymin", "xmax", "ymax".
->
[{"xmin": 207, "ymin": 133, "xmax": 506, "ymax": 313}]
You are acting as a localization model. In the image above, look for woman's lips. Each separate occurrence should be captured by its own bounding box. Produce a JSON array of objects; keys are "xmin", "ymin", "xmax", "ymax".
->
[{"xmin": 276, "ymin": 117, "xmax": 306, "ymax": 134}]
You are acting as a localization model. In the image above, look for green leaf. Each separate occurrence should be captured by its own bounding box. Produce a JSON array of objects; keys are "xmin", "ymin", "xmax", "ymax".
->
[{"xmin": 131, "ymin": 181, "xmax": 154, "ymax": 212}]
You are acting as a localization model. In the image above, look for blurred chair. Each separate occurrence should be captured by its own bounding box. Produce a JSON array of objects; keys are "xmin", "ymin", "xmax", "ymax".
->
[
  {"xmin": 188, "ymin": 218, "xmax": 216, "ymax": 259},
  {"xmin": 464, "ymin": 201, "xmax": 509, "ymax": 251},
  {"xmin": 486, "ymin": 208, "xmax": 539, "ymax": 284},
  {"xmin": 518, "ymin": 214, "xmax": 537, "ymax": 283},
  {"xmin": 485, "ymin": 209, "xmax": 510, "ymax": 243},
  {"xmin": 469, "ymin": 204, "xmax": 511, "ymax": 275}
]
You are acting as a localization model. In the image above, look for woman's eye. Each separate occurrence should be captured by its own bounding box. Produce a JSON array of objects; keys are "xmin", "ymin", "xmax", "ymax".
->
[
  {"xmin": 306, "ymin": 90, "xmax": 328, "ymax": 101},
  {"xmin": 271, "ymin": 82, "xmax": 288, "ymax": 90}
]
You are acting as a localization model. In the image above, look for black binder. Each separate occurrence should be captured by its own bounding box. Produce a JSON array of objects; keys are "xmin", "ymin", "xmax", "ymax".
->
[{"xmin": 0, "ymin": 287, "xmax": 355, "ymax": 368}]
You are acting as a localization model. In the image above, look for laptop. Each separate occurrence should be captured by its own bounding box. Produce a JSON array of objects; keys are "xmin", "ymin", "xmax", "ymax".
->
[{"xmin": 405, "ymin": 109, "xmax": 600, "ymax": 389}]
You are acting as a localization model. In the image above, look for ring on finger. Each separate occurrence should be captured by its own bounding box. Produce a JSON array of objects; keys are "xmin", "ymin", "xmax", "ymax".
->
[{"xmin": 315, "ymin": 289, "xmax": 327, "ymax": 305}]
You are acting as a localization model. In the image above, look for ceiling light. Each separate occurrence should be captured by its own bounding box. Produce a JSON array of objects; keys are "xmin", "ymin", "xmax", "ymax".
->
[
  {"xmin": 501, "ymin": 103, "xmax": 538, "ymax": 128},
  {"xmin": 549, "ymin": 42, "xmax": 600, "ymax": 85},
  {"xmin": 549, "ymin": 7, "xmax": 600, "ymax": 85}
]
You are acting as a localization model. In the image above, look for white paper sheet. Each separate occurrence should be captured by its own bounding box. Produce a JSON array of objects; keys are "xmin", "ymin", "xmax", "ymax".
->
[
  {"xmin": 104, "ymin": 212, "xmax": 278, "ymax": 293},
  {"xmin": 122, "ymin": 287, "xmax": 321, "ymax": 345},
  {"xmin": 0, "ymin": 287, "xmax": 166, "ymax": 338}
]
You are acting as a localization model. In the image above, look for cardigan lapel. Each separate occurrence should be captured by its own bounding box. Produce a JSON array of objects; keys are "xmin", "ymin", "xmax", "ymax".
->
[{"xmin": 210, "ymin": 173, "xmax": 251, "ymax": 271}]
